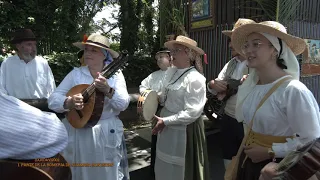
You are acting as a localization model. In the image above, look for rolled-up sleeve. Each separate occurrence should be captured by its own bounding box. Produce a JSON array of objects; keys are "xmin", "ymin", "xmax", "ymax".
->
[
  {"xmin": 162, "ymin": 77, "xmax": 207, "ymax": 126},
  {"xmin": 0, "ymin": 93, "xmax": 68, "ymax": 159},
  {"xmin": 107, "ymin": 71, "xmax": 130, "ymax": 111}
]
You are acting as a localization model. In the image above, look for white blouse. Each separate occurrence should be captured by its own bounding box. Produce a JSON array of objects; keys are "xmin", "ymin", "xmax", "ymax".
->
[
  {"xmin": 242, "ymin": 75, "xmax": 320, "ymax": 158},
  {"xmin": 159, "ymin": 67, "xmax": 207, "ymax": 126},
  {"xmin": 48, "ymin": 66, "xmax": 130, "ymax": 119},
  {"xmin": 139, "ymin": 69, "xmax": 166, "ymax": 94}
]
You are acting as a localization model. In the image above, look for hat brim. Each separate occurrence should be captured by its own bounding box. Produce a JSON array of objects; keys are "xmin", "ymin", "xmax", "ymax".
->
[
  {"xmin": 156, "ymin": 50, "xmax": 170, "ymax": 54},
  {"xmin": 11, "ymin": 37, "xmax": 36, "ymax": 44},
  {"xmin": 231, "ymin": 24, "xmax": 306, "ymax": 56},
  {"xmin": 222, "ymin": 30, "xmax": 232, "ymax": 37},
  {"xmin": 72, "ymin": 41, "xmax": 119, "ymax": 58},
  {"xmin": 164, "ymin": 41, "xmax": 205, "ymax": 55}
]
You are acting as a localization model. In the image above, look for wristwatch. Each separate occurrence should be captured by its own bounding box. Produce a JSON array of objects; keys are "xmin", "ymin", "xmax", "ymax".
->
[{"xmin": 268, "ymin": 148, "xmax": 275, "ymax": 159}]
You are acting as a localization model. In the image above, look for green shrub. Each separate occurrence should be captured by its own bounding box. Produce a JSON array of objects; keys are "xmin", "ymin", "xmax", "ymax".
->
[{"xmin": 45, "ymin": 52, "xmax": 80, "ymax": 86}]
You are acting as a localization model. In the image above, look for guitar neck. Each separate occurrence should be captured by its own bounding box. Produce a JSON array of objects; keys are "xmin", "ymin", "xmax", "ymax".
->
[{"xmin": 81, "ymin": 51, "xmax": 128, "ymax": 100}]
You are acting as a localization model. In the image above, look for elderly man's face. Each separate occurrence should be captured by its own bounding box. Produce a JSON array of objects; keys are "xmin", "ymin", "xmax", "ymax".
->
[{"xmin": 16, "ymin": 41, "xmax": 37, "ymax": 61}]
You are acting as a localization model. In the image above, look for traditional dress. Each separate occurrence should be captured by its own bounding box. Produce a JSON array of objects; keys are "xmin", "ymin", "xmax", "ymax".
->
[
  {"xmin": 48, "ymin": 66, "xmax": 130, "ymax": 180},
  {"xmin": 207, "ymin": 57, "xmax": 248, "ymax": 167},
  {"xmin": 155, "ymin": 66, "xmax": 210, "ymax": 180},
  {"xmin": 139, "ymin": 69, "xmax": 166, "ymax": 177},
  {"xmin": 236, "ymin": 75, "xmax": 320, "ymax": 179},
  {"xmin": 0, "ymin": 55, "xmax": 56, "ymax": 99}
]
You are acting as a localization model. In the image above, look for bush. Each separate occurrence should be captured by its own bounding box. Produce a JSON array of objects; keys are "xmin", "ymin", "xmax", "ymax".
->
[
  {"xmin": 122, "ymin": 52, "xmax": 158, "ymax": 87},
  {"xmin": 45, "ymin": 52, "xmax": 80, "ymax": 86}
]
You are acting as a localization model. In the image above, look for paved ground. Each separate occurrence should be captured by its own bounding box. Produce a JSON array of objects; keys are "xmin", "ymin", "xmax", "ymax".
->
[{"xmin": 125, "ymin": 118, "xmax": 225, "ymax": 180}]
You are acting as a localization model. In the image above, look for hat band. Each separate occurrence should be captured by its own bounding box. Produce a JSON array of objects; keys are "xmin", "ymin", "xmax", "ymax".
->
[{"xmin": 85, "ymin": 40, "xmax": 110, "ymax": 49}]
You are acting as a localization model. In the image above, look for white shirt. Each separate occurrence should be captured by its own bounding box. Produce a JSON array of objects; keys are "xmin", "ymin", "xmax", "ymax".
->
[
  {"xmin": 242, "ymin": 76, "xmax": 320, "ymax": 158},
  {"xmin": 0, "ymin": 55, "xmax": 56, "ymax": 99},
  {"xmin": 139, "ymin": 69, "xmax": 166, "ymax": 94},
  {"xmin": 207, "ymin": 57, "xmax": 248, "ymax": 118},
  {"xmin": 48, "ymin": 66, "xmax": 130, "ymax": 118},
  {"xmin": 0, "ymin": 92, "xmax": 68, "ymax": 159}
]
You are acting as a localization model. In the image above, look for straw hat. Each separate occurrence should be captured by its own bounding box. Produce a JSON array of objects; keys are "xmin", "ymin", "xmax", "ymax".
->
[
  {"xmin": 164, "ymin": 35, "xmax": 204, "ymax": 55},
  {"xmin": 231, "ymin": 21, "xmax": 307, "ymax": 56},
  {"xmin": 73, "ymin": 34, "xmax": 119, "ymax": 58},
  {"xmin": 222, "ymin": 18, "xmax": 256, "ymax": 37}
]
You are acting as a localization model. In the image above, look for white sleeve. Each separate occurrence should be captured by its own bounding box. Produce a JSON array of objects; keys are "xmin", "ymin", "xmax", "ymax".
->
[
  {"xmin": 0, "ymin": 93, "xmax": 68, "ymax": 159},
  {"xmin": 106, "ymin": 71, "xmax": 130, "ymax": 111},
  {"xmin": 0, "ymin": 59, "xmax": 8, "ymax": 94},
  {"xmin": 272, "ymin": 82, "xmax": 320, "ymax": 158},
  {"xmin": 48, "ymin": 70, "xmax": 75, "ymax": 113},
  {"xmin": 45, "ymin": 62, "xmax": 56, "ymax": 97},
  {"xmin": 139, "ymin": 74, "xmax": 152, "ymax": 94},
  {"xmin": 162, "ymin": 75, "xmax": 207, "ymax": 126},
  {"xmin": 207, "ymin": 61, "xmax": 229, "ymax": 95}
]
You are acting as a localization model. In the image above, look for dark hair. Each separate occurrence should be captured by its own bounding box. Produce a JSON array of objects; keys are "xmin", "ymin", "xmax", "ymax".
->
[{"xmin": 276, "ymin": 38, "xmax": 287, "ymax": 69}]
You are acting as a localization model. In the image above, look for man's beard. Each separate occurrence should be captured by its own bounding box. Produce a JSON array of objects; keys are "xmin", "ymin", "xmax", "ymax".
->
[{"xmin": 20, "ymin": 52, "xmax": 36, "ymax": 61}]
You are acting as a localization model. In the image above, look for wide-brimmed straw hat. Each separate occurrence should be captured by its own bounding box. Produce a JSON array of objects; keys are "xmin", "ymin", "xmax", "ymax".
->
[
  {"xmin": 11, "ymin": 28, "xmax": 36, "ymax": 44},
  {"xmin": 73, "ymin": 34, "xmax": 119, "ymax": 58},
  {"xmin": 164, "ymin": 35, "xmax": 204, "ymax": 55},
  {"xmin": 222, "ymin": 18, "xmax": 256, "ymax": 37},
  {"xmin": 231, "ymin": 21, "xmax": 306, "ymax": 55}
]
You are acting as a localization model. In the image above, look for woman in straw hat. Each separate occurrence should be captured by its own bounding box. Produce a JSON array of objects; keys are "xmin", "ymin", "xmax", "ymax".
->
[
  {"xmin": 152, "ymin": 35, "xmax": 210, "ymax": 180},
  {"xmin": 48, "ymin": 34, "xmax": 130, "ymax": 180},
  {"xmin": 229, "ymin": 21, "xmax": 320, "ymax": 180}
]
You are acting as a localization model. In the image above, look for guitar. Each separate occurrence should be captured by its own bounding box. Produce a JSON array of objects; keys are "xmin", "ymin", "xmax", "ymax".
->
[
  {"xmin": 0, "ymin": 153, "xmax": 72, "ymax": 180},
  {"xmin": 66, "ymin": 50, "xmax": 129, "ymax": 128},
  {"xmin": 274, "ymin": 138, "xmax": 320, "ymax": 180},
  {"xmin": 204, "ymin": 78, "xmax": 241, "ymax": 119}
]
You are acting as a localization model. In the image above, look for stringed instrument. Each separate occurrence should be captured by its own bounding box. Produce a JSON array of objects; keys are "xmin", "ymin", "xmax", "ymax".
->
[
  {"xmin": 204, "ymin": 78, "xmax": 241, "ymax": 119},
  {"xmin": 0, "ymin": 153, "xmax": 72, "ymax": 180},
  {"xmin": 66, "ymin": 50, "xmax": 129, "ymax": 128}
]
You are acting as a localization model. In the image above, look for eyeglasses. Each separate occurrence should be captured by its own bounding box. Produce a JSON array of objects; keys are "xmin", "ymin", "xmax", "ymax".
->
[{"xmin": 241, "ymin": 41, "xmax": 270, "ymax": 53}]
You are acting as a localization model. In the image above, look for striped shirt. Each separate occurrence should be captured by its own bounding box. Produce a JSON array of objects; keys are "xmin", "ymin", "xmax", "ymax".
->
[{"xmin": 0, "ymin": 92, "xmax": 68, "ymax": 160}]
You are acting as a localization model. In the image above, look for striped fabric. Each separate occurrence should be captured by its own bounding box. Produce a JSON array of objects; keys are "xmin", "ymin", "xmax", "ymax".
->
[{"xmin": 0, "ymin": 92, "xmax": 68, "ymax": 160}]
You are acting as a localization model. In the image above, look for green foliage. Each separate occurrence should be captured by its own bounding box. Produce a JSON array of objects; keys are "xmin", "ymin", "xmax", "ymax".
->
[
  {"xmin": 242, "ymin": 0, "xmax": 304, "ymax": 24},
  {"xmin": 122, "ymin": 52, "xmax": 158, "ymax": 87},
  {"xmin": 45, "ymin": 52, "xmax": 80, "ymax": 86}
]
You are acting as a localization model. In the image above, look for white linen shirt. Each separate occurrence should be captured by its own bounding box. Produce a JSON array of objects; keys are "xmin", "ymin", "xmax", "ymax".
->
[
  {"xmin": 139, "ymin": 69, "xmax": 166, "ymax": 94},
  {"xmin": 0, "ymin": 55, "xmax": 56, "ymax": 99},
  {"xmin": 0, "ymin": 92, "xmax": 68, "ymax": 159},
  {"xmin": 48, "ymin": 66, "xmax": 130, "ymax": 119},
  {"xmin": 242, "ymin": 76, "xmax": 320, "ymax": 158}
]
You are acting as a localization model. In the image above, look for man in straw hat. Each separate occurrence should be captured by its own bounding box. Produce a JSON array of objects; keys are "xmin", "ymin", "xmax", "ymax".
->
[
  {"xmin": 139, "ymin": 46, "xmax": 171, "ymax": 178},
  {"xmin": 228, "ymin": 20, "xmax": 320, "ymax": 180},
  {"xmin": 207, "ymin": 18, "xmax": 256, "ymax": 169},
  {"xmin": 0, "ymin": 28, "xmax": 56, "ymax": 100},
  {"xmin": 48, "ymin": 33, "xmax": 130, "ymax": 180},
  {"xmin": 152, "ymin": 35, "xmax": 210, "ymax": 180}
]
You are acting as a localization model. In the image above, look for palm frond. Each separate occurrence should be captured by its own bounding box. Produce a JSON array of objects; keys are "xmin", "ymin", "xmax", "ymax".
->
[{"xmin": 244, "ymin": 0, "xmax": 304, "ymax": 24}]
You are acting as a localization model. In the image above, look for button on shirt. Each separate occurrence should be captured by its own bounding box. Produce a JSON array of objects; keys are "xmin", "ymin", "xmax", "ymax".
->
[{"xmin": 0, "ymin": 55, "xmax": 56, "ymax": 99}]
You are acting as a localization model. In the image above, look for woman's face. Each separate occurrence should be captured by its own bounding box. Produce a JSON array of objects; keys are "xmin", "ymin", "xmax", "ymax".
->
[
  {"xmin": 84, "ymin": 45, "xmax": 105, "ymax": 68},
  {"xmin": 242, "ymin": 33, "xmax": 277, "ymax": 69},
  {"xmin": 155, "ymin": 52, "xmax": 171, "ymax": 70},
  {"xmin": 170, "ymin": 44, "xmax": 189, "ymax": 67}
]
